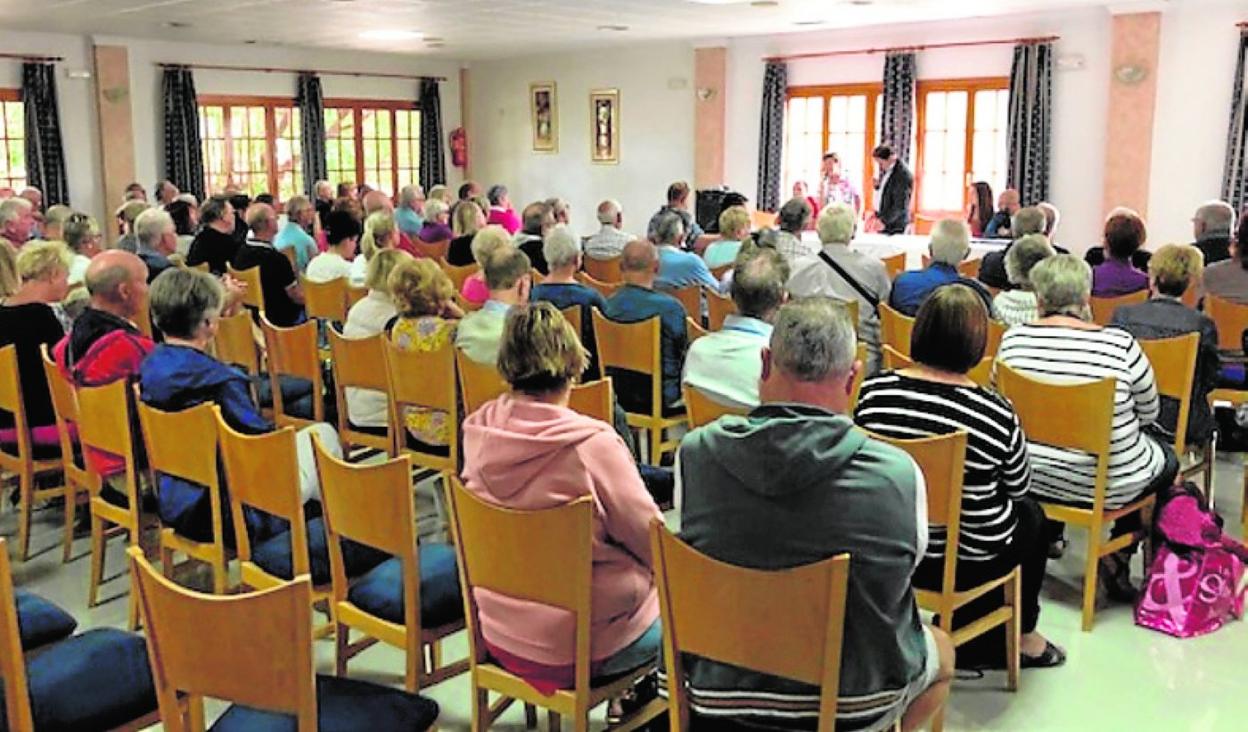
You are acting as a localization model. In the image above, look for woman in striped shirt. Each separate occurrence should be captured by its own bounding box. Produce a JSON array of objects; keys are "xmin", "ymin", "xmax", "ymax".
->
[
  {"xmin": 996, "ymin": 254, "xmax": 1178, "ymax": 601},
  {"xmin": 856, "ymin": 284, "xmax": 1063, "ymax": 669}
]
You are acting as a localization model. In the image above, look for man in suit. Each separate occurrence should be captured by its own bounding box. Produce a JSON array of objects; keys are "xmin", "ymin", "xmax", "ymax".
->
[{"xmin": 869, "ymin": 145, "xmax": 913, "ymax": 235}]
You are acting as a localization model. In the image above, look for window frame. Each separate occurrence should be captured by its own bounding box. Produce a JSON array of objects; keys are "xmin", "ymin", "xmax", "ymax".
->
[
  {"xmin": 321, "ymin": 98, "xmax": 422, "ymax": 198},
  {"xmin": 0, "ymin": 88, "xmax": 26, "ymax": 192},
  {"xmin": 785, "ymin": 83, "xmax": 883, "ymax": 212},
  {"xmin": 913, "ymin": 76, "xmax": 1011, "ymax": 222},
  {"xmin": 197, "ymin": 94, "xmax": 302, "ymax": 202}
]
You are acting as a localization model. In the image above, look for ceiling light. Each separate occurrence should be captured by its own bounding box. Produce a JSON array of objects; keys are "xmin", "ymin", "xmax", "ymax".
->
[
  {"xmin": 358, "ymin": 29, "xmax": 424, "ymax": 41},
  {"xmin": 597, "ymin": 24, "xmax": 630, "ymax": 31},
  {"xmin": 164, "ymin": 21, "xmax": 191, "ymax": 29},
  {"xmin": 750, "ymin": 1, "xmax": 781, "ymax": 6},
  {"xmin": 848, "ymin": 0, "xmax": 875, "ymax": 5},
  {"xmin": 793, "ymin": 19, "xmax": 826, "ymax": 26},
  {"xmin": 687, "ymin": 0, "xmax": 754, "ymax": 4}
]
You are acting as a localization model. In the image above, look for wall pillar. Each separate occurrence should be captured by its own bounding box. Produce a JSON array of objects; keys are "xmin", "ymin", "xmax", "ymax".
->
[
  {"xmin": 1101, "ymin": 11, "xmax": 1162, "ymax": 218},
  {"xmin": 92, "ymin": 44, "xmax": 136, "ymax": 245},
  {"xmin": 694, "ymin": 47, "xmax": 727, "ymax": 189}
]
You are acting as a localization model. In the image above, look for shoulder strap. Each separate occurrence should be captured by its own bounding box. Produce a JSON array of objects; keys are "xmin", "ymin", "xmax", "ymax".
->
[
  {"xmin": 818, "ymin": 251, "xmax": 879, "ymax": 311},
  {"xmin": 383, "ymin": 314, "xmax": 400, "ymax": 336}
]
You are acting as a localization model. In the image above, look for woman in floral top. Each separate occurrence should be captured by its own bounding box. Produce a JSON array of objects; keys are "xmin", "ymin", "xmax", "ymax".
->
[
  {"xmin": 818, "ymin": 152, "xmax": 862, "ymax": 215},
  {"xmin": 386, "ymin": 258, "xmax": 464, "ymax": 449}
]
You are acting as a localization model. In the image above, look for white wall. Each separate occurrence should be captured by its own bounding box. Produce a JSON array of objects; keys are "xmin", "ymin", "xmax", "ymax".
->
[{"xmin": 467, "ymin": 41, "xmax": 696, "ymax": 240}]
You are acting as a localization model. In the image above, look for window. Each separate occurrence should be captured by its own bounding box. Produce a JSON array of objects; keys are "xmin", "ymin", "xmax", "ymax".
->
[
  {"xmin": 783, "ymin": 85, "xmax": 880, "ymax": 212},
  {"xmin": 0, "ymin": 90, "xmax": 26, "ymax": 192},
  {"xmin": 197, "ymin": 96, "xmax": 302, "ymax": 200},
  {"xmin": 323, "ymin": 101, "xmax": 421, "ymax": 197}
]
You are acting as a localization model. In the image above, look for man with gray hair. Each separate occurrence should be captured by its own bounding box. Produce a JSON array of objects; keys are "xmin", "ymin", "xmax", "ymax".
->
[
  {"xmin": 275, "ymin": 195, "xmax": 318, "ymax": 271},
  {"xmin": 585, "ymin": 199, "xmax": 631, "ymax": 260},
  {"xmin": 231, "ymin": 202, "xmax": 305, "ymax": 326},
  {"xmin": 683, "ymin": 247, "xmax": 789, "ymax": 409},
  {"xmin": 654, "ymin": 210, "xmax": 718, "ymax": 291},
  {"xmin": 134, "ymin": 207, "xmax": 177, "ymax": 283},
  {"xmin": 1192, "ymin": 200, "xmax": 1235, "ymax": 265},
  {"xmin": 0, "ymin": 196, "xmax": 35, "ymax": 247},
  {"xmin": 773, "ymin": 196, "xmax": 817, "ymax": 264},
  {"xmin": 676, "ymin": 295, "xmax": 954, "ymax": 732},
  {"xmin": 531, "ymin": 224, "xmax": 609, "ymax": 377},
  {"xmin": 787, "ymin": 203, "xmax": 891, "ymax": 374},
  {"xmin": 395, "ymin": 184, "xmax": 425, "ymax": 238},
  {"xmin": 889, "ymin": 218, "xmax": 993, "ymax": 316},
  {"xmin": 977, "ymin": 205, "xmax": 1050, "ymax": 291}
]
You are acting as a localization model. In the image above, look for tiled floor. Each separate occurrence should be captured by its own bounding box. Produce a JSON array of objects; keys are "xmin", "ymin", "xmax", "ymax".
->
[{"xmin": 5, "ymin": 457, "xmax": 1247, "ymax": 731}]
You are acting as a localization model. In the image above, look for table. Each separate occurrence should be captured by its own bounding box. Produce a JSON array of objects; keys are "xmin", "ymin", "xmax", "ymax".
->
[{"xmin": 801, "ymin": 232, "xmax": 1008, "ymax": 271}]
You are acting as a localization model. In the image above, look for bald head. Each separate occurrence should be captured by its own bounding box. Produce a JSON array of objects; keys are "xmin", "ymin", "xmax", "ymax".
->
[
  {"xmin": 85, "ymin": 250, "xmax": 148, "ymax": 318},
  {"xmin": 363, "ymin": 190, "xmax": 392, "ymax": 216},
  {"xmin": 620, "ymin": 238, "xmax": 658, "ymax": 287}
]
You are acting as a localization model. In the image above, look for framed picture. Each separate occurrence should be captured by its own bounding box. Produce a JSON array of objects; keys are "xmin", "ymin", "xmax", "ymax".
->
[
  {"xmin": 590, "ymin": 89, "xmax": 620, "ymax": 164},
  {"xmin": 530, "ymin": 82, "xmax": 557, "ymax": 153}
]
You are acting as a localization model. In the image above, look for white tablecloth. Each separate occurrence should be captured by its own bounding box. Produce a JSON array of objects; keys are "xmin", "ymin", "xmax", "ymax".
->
[{"xmin": 800, "ymin": 232, "xmax": 1008, "ymax": 270}]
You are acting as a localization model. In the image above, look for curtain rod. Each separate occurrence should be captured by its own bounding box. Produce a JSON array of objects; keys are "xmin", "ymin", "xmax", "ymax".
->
[
  {"xmin": 764, "ymin": 35, "xmax": 1059, "ymax": 63},
  {"xmin": 156, "ymin": 62, "xmax": 445, "ymax": 82},
  {"xmin": 0, "ymin": 52, "xmax": 64, "ymax": 63}
]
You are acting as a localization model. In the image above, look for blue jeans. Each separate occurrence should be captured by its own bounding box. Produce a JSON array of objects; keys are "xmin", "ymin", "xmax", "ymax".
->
[{"xmin": 596, "ymin": 620, "xmax": 662, "ymax": 679}]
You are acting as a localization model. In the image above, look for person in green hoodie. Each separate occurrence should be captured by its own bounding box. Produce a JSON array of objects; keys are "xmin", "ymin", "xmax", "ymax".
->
[{"xmin": 675, "ymin": 296, "xmax": 955, "ymax": 732}]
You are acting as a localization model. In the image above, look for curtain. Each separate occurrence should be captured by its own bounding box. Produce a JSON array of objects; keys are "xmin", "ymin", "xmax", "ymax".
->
[
  {"xmin": 297, "ymin": 72, "xmax": 327, "ymax": 198},
  {"xmin": 22, "ymin": 63, "xmax": 69, "ymax": 206},
  {"xmin": 1222, "ymin": 30, "xmax": 1248, "ymax": 213},
  {"xmin": 419, "ymin": 78, "xmax": 445, "ymax": 192},
  {"xmin": 756, "ymin": 60, "xmax": 787, "ymax": 212},
  {"xmin": 162, "ymin": 67, "xmax": 205, "ymax": 201},
  {"xmin": 879, "ymin": 53, "xmax": 916, "ymax": 167},
  {"xmin": 1007, "ymin": 43, "xmax": 1054, "ymax": 205}
]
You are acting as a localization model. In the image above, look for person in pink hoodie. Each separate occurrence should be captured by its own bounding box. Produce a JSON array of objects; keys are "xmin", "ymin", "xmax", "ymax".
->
[
  {"xmin": 485, "ymin": 184, "xmax": 522, "ymax": 235},
  {"xmin": 460, "ymin": 302, "xmax": 662, "ymax": 694}
]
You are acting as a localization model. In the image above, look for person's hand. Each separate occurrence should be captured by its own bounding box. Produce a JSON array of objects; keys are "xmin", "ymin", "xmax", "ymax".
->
[
  {"xmin": 441, "ymin": 298, "xmax": 465, "ymax": 319},
  {"xmin": 221, "ymin": 274, "xmax": 247, "ymax": 313},
  {"xmin": 863, "ymin": 212, "xmax": 883, "ymax": 234}
]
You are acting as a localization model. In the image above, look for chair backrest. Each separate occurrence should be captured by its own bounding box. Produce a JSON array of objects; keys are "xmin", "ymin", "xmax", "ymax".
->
[
  {"xmin": 649, "ymin": 523, "xmax": 850, "ymax": 732},
  {"xmin": 382, "ymin": 336, "xmax": 458, "ymax": 457},
  {"xmin": 301, "ymin": 277, "xmax": 348, "ymax": 323},
  {"xmin": 128, "ymin": 547, "xmax": 317, "ymax": 731},
  {"xmin": 260, "ymin": 315, "xmax": 324, "ymax": 422},
  {"xmin": 567, "ymin": 378, "xmax": 614, "ymax": 423},
  {"xmin": 881, "ymin": 252, "xmax": 906, "ymax": 280},
  {"xmin": 1206, "ymin": 294, "xmax": 1248, "ymax": 352},
  {"xmin": 227, "ymin": 264, "xmax": 265, "ymax": 312},
  {"xmin": 670, "ymin": 286, "xmax": 702, "ymax": 322},
  {"xmin": 683, "ymin": 385, "xmax": 749, "ymax": 429},
  {"xmin": 687, "ymin": 316, "xmax": 708, "ymax": 344},
  {"xmin": 1089, "ymin": 289, "xmax": 1148, "ymax": 326},
  {"xmin": 0, "ymin": 346, "xmax": 33, "ymax": 466},
  {"xmin": 707, "ymin": 289, "xmax": 737, "ymax": 331},
  {"xmin": 40, "ymin": 345, "xmax": 88, "ymax": 484},
  {"xmin": 750, "ymin": 209, "xmax": 777, "ymax": 230},
  {"xmin": 559, "ymin": 305, "xmax": 582, "ymax": 342},
  {"xmin": 1138, "ymin": 333, "xmax": 1199, "ymax": 455},
  {"xmin": 878, "ymin": 302, "xmax": 914, "ymax": 356},
  {"xmin": 838, "ymin": 298, "xmax": 860, "ymax": 335},
  {"xmin": 281, "ymin": 245, "xmax": 299, "ymax": 271},
  {"xmin": 438, "ymin": 259, "xmax": 479, "ymax": 293},
  {"xmin": 456, "ymin": 347, "xmax": 508, "ymax": 416},
  {"xmin": 76, "ymin": 378, "xmax": 138, "ymax": 474},
  {"xmin": 583, "ymin": 256, "xmax": 622, "ymax": 283},
  {"xmin": 883, "ymin": 345, "xmax": 994, "ymax": 387},
  {"xmin": 415, "ymin": 238, "xmax": 450, "ymax": 260},
  {"xmin": 445, "ymin": 477, "xmax": 596, "ymax": 690},
  {"xmin": 346, "ymin": 286, "xmax": 369, "ymax": 311},
  {"xmin": 575, "ymin": 272, "xmax": 621, "ymax": 299},
  {"xmin": 0, "ymin": 538, "xmax": 35, "ymax": 732},
  {"xmin": 213, "ymin": 310, "xmax": 262, "ymax": 377},
  {"xmin": 136, "ymin": 399, "xmax": 221, "ymax": 538},
  {"xmin": 592, "ymin": 310, "xmax": 660, "ymax": 378},
  {"xmin": 848, "ymin": 342, "xmax": 869, "ymax": 411},
  {"xmin": 985, "ymin": 318, "xmax": 1006, "ymax": 357},
  {"xmin": 709, "ymin": 263, "xmax": 732, "ymax": 282},
  {"xmin": 133, "ymin": 288, "xmax": 154, "ymax": 339},
  {"xmin": 326, "ymin": 328, "xmax": 388, "ymax": 441}
]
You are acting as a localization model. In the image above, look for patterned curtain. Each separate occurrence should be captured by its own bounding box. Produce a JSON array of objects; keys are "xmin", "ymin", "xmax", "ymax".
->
[
  {"xmin": 756, "ymin": 60, "xmax": 787, "ymax": 212},
  {"xmin": 22, "ymin": 63, "xmax": 69, "ymax": 206},
  {"xmin": 162, "ymin": 67, "xmax": 205, "ymax": 201},
  {"xmin": 879, "ymin": 53, "xmax": 915, "ymax": 167},
  {"xmin": 1007, "ymin": 43, "xmax": 1054, "ymax": 205},
  {"xmin": 297, "ymin": 72, "xmax": 327, "ymax": 198},
  {"xmin": 419, "ymin": 78, "xmax": 445, "ymax": 191},
  {"xmin": 1222, "ymin": 30, "xmax": 1248, "ymax": 213}
]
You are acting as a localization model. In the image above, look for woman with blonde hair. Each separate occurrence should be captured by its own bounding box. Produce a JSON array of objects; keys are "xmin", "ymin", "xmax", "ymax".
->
[
  {"xmin": 348, "ymin": 210, "xmax": 397, "ymax": 287},
  {"xmin": 448, "ymin": 200, "xmax": 487, "ymax": 266},
  {"xmin": 460, "ymin": 225, "xmax": 513, "ymax": 306},
  {"xmin": 703, "ymin": 206, "xmax": 751, "ymax": 269}
]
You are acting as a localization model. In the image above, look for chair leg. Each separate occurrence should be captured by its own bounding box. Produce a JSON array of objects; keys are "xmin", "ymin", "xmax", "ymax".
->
[
  {"xmin": 930, "ymin": 708, "xmax": 945, "ymax": 732},
  {"xmin": 160, "ymin": 545, "xmax": 176, "ymax": 580},
  {"xmin": 524, "ymin": 703, "xmax": 538, "ymax": 729},
  {"xmin": 88, "ymin": 514, "xmax": 106, "ymax": 607},
  {"xmin": 335, "ymin": 623, "xmax": 350, "ymax": 677},
  {"xmin": 211, "ymin": 556, "xmax": 228, "ymax": 595},
  {"xmin": 127, "ymin": 585, "xmax": 140, "ymax": 631},
  {"xmin": 548, "ymin": 710, "xmax": 561, "ymax": 732},
  {"xmin": 17, "ymin": 471, "xmax": 32, "ymax": 561},
  {"xmin": 1004, "ymin": 569, "xmax": 1021, "ymax": 692},
  {"xmin": 472, "ymin": 687, "xmax": 490, "ymax": 732},
  {"xmin": 650, "ymin": 426, "xmax": 662, "ymax": 466},
  {"xmin": 1203, "ymin": 442, "xmax": 1215, "ymax": 499},
  {"xmin": 61, "ymin": 482, "xmax": 76, "ymax": 563},
  {"xmin": 1082, "ymin": 526, "xmax": 1102, "ymax": 632}
]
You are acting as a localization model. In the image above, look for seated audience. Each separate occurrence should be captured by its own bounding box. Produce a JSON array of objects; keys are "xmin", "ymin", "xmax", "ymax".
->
[
  {"xmin": 1092, "ymin": 211, "xmax": 1149, "ymax": 297},
  {"xmin": 546, "ymin": 197, "xmax": 571, "ymax": 226},
  {"xmin": 64, "ymin": 213, "xmax": 103, "ymax": 286},
  {"xmin": 165, "ymin": 199, "xmax": 196, "ymax": 256},
  {"xmin": 362, "ymin": 190, "xmax": 418, "ymax": 258},
  {"xmin": 585, "ymin": 199, "xmax": 631, "ymax": 261},
  {"xmin": 793, "ymin": 180, "xmax": 820, "ymax": 223},
  {"xmin": 231, "ymin": 203, "xmax": 305, "ymax": 327},
  {"xmin": 993, "ymin": 234, "xmax": 1056, "ymax": 327},
  {"xmin": 343, "ymin": 249, "xmax": 412, "ymax": 431},
  {"xmin": 788, "ymin": 203, "xmax": 891, "ymax": 374},
  {"xmin": 485, "ymin": 184, "xmax": 521, "ymax": 235},
  {"xmin": 514, "ymin": 201, "xmax": 555, "ymax": 274},
  {"xmin": 274, "ymin": 196, "xmax": 319, "ymax": 272},
  {"xmin": 460, "ymin": 302, "xmax": 662, "ymax": 692},
  {"xmin": 0, "ymin": 197, "xmax": 36, "ymax": 248},
  {"xmin": 653, "ymin": 211, "xmax": 717, "ymax": 291},
  {"xmin": 114, "ymin": 200, "xmax": 149, "ymax": 255},
  {"xmin": 125, "ymin": 181, "xmax": 148, "ymax": 202},
  {"xmin": 997, "ymin": 254, "xmax": 1178, "ymax": 598},
  {"xmin": 856, "ymin": 284, "xmax": 1064, "ymax": 669},
  {"xmin": 417, "ymin": 199, "xmax": 453, "ymax": 244},
  {"xmin": 701, "ymin": 206, "xmax": 750, "ymax": 270},
  {"xmin": 154, "ymin": 180, "xmax": 179, "ymax": 207},
  {"xmin": 0, "ymin": 240, "xmax": 16, "ymax": 297},
  {"xmin": 683, "ymin": 247, "xmax": 788, "ymax": 409},
  {"xmin": 428, "ymin": 184, "xmax": 451, "ymax": 205},
  {"xmin": 186, "ymin": 195, "xmax": 239, "ymax": 275},
  {"xmin": 677, "ymin": 296, "xmax": 954, "ymax": 731},
  {"xmin": 1112, "ymin": 244, "xmax": 1218, "ymax": 449},
  {"xmin": 140, "ymin": 268, "xmax": 343, "ymax": 540},
  {"xmin": 313, "ymin": 180, "xmax": 335, "ymax": 229},
  {"xmin": 457, "ymin": 246, "xmax": 530, "ymax": 365},
  {"xmin": 1037, "ymin": 201, "xmax": 1061, "ymax": 245},
  {"xmin": 349, "ymin": 210, "xmax": 397, "ymax": 287},
  {"xmin": 648, "ymin": 181, "xmax": 704, "ymax": 250},
  {"xmin": 134, "ymin": 207, "xmax": 178, "ymax": 283},
  {"xmin": 447, "ymin": 199, "xmax": 486, "ymax": 267},
  {"xmin": 395, "ymin": 184, "xmax": 425, "ymax": 239},
  {"xmin": 530, "ymin": 225, "xmax": 607, "ymax": 378},
  {"xmin": 889, "ymin": 219, "xmax": 992, "ymax": 316},
  {"xmin": 1203, "ymin": 214, "xmax": 1248, "ymax": 304},
  {"xmin": 460, "ymin": 226, "xmax": 513, "ymax": 306},
  {"xmin": 966, "ymin": 181, "xmax": 994, "ymax": 237},
  {"xmin": 773, "ymin": 196, "xmax": 817, "ymax": 264},
  {"xmin": 305, "ymin": 210, "xmax": 361, "ymax": 283},
  {"xmin": 984, "ymin": 188, "xmax": 1021, "ymax": 238},
  {"xmin": 1192, "ymin": 200, "xmax": 1235, "ymax": 266},
  {"xmin": 603, "ymin": 239, "xmax": 687, "ymax": 411},
  {"xmin": 976, "ymin": 206, "xmax": 1047, "ymax": 291},
  {"xmin": 228, "ymin": 193, "xmax": 252, "ymax": 242},
  {"xmin": 337, "ymin": 182, "xmax": 358, "ymax": 200},
  {"xmin": 42, "ymin": 205, "xmax": 73, "ymax": 243}
]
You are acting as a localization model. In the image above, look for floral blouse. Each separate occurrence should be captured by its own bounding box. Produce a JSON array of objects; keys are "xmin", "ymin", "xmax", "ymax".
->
[
  {"xmin": 390, "ymin": 315, "xmax": 456, "ymax": 446},
  {"xmin": 820, "ymin": 175, "xmax": 861, "ymax": 212}
]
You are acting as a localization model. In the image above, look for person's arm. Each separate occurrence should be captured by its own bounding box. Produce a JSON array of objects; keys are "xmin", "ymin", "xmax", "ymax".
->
[
  {"xmin": 1199, "ymin": 319, "xmax": 1221, "ymax": 400},
  {"xmin": 691, "ymin": 256, "xmax": 718, "ymax": 289},
  {"xmin": 1000, "ymin": 409, "xmax": 1032, "ymax": 500},
  {"xmin": 907, "ymin": 460, "xmax": 929, "ymax": 570},
  {"xmin": 585, "ymin": 430, "xmax": 663, "ymax": 567},
  {"xmin": 218, "ymin": 376, "xmax": 274, "ymax": 434},
  {"xmin": 278, "ymin": 256, "xmax": 305, "ymax": 305},
  {"xmin": 1124, "ymin": 337, "xmax": 1161, "ymax": 426}
]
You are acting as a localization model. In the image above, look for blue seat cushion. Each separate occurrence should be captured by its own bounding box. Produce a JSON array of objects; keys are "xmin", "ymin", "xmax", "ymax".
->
[
  {"xmin": 251, "ymin": 516, "xmax": 390, "ymax": 585},
  {"xmin": 0, "ymin": 628, "xmax": 157, "ymax": 732},
  {"xmin": 209, "ymin": 673, "xmax": 438, "ymax": 732},
  {"xmin": 256, "ymin": 375, "xmax": 315, "ymax": 418},
  {"xmin": 15, "ymin": 590, "xmax": 77, "ymax": 650},
  {"xmin": 346, "ymin": 544, "xmax": 462, "ymax": 629}
]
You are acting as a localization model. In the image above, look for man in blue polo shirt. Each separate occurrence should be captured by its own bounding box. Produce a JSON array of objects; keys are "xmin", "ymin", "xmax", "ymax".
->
[
  {"xmin": 653, "ymin": 210, "xmax": 718, "ymax": 291},
  {"xmin": 889, "ymin": 218, "xmax": 993, "ymax": 316}
]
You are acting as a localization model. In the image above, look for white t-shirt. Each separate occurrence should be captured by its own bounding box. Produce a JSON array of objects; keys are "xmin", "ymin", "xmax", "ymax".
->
[
  {"xmin": 68, "ymin": 254, "xmax": 91, "ymax": 286},
  {"xmin": 305, "ymin": 251, "xmax": 353, "ymax": 283}
]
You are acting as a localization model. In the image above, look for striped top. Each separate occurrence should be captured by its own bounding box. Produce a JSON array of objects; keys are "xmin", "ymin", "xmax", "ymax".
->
[
  {"xmin": 854, "ymin": 373, "xmax": 1030, "ymax": 563},
  {"xmin": 996, "ymin": 323, "xmax": 1164, "ymax": 509},
  {"xmin": 992, "ymin": 289, "xmax": 1040, "ymax": 328}
]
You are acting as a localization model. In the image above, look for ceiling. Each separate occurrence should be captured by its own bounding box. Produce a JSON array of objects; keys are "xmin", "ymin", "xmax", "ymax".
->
[{"xmin": 0, "ymin": 0, "xmax": 1146, "ymax": 60}]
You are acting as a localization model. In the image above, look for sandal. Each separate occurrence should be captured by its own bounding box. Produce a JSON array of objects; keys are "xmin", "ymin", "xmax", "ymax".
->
[{"xmin": 1021, "ymin": 640, "xmax": 1067, "ymax": 669}]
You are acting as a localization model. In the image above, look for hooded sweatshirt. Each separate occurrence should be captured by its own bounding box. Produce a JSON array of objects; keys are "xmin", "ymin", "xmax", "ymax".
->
[
  {"xmin": 677, "ymin": 403, "xmax": 929, "ymax": 731},
  {"xmin": 461, "ymin": 393, "xmax": 661, "ymax": 682}
]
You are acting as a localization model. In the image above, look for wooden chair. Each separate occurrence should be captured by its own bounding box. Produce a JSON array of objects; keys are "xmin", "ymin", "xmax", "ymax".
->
[
  {"xmin": 327, "ymin": 329, "xmax": 391, "ymax": 456},
  {"xmin": 583, "ymin": 256, "xmax": 622, "ymax": 283},
  {"xmin": 709, "ymin": 263, "xmax": 732, "ymax": 282},
  {"xmin": 302, "ymin": 276, "xmax": 349, "ymax": 323},
  {"xmin": 383, "ymin": 337, "xmax": 459, "ymax": 475},
  {"xmin": 670, "ymin": 286, "xmax": 702, "ymax": 322},
  {"xmin": 1206, "ymin": 294, "xmax": 1248, "ymax": 356},
  {"xmin": 260, "ymin": 314, "xmax": 325, "ymax": 429},
  {"xmin": 682, "ymin": 385, "xmax": 749, "ymax": 429},
  {"xmin": 686, "ymin": 316, "xmax": 708, "ymax": 344},
  {"xmin": 750, "ymin": 209, "xmax": 777, "ymax": 229},
  {"xmin": 986, "ymin": 318, "xmax": 1007, "ymax": 358},
  {"xmin": 567, "ymin": 378, "xmax": 614, "ymax": 423},
  {"xmin": 920, "ymin": 255, "xmax": 980, "ymax": 279},
  {"xmin": 649, "ymin": 521, "xmax": 851, "ymax": 732},
  {"xmin": 1138, "ymin": 333, "xmax": 1212, "ymax": 493},
  {"xmin": 445, "ymin": 478, "xmax": 666, "ymax": 732},
  {"xmin": 128, "ymin": 546, "xmax": 439, "ymax": 732},
  {"xmin": 592, "ymin": 311, "xmax": 685, "ymax": 465},
  {"xmin": 40, "ymin": 345, "xmax": 89, "ymax": 563},
  {"xmin": 879, "ymin": 302, "xmax": 914, "ymax": 356},
  {"xmin": 1089, "ymin": 290, "xmax": 1148, "ymax": 326},
  {"xmin": 997, "ymin": 362, "xmax": 1155, "ymax": 631},
  {"xmin": 439, "ymin": 259, "xmax": 480, "ymax": 294},
  {"xmin": 881, "ymin": 252, "xmax": 906, "ymax": 280},
  {"xmin": 133, "ymin": 289, "xmax": 154, "ymax": 339},
  {"xmin": 281, "ymin": 245, "xmax": 299, "ymax": 271},
  {"xmin": 455, "ymin": 291, "xmax": 485, "ymax": 313},
  {"xmin": 76, "ymin": 378, "xmax": 147, "ymax": 630},
  {"xmin": 575, "ymin": 271, "xmax": 621, "ymax": 299},
  {"xmin": 0, "ymin": 345, "xmax": 69, "ymax": 563},
  {"xmin": 883, "ymin": 345, "xmax": 995, "ymax": 388},
  {"xmin": 560, "ymin": 305, "xmax": 583, "ymax": 345},
  {"xmin": 707, "ymin": 289, "xmax": 737, "ymax": 330},
  {"xmin": 346, "ymin": 285, "xmax": 369, "ymax": 311},
  {"xmin": 136, "ymin": 398, "xmax": 231, "ymax": 595},
  {"xmin": 530, "ymin": 269, "xmax": 545, "ymax": 285},
  {"xmin": 870, "ymin": 431, "xmax": 1019, "ymax": 732},
  {"xmin": 415, "ymin": 238, "xmax": 450, "ymax": 260},
  {"xmin": 227, "ymin": 263, "xmax": 265, "ymax": 313},
  {"xmin": 456, "ymin": 348, "xmax": 508, "ymax": 416},
  {"xmin": 312, "ymin": 438, "xmax": 468, "ymax": 692},
  {"xmin": 848, "ymin": 342, "xmax": 870, "ymax": 411},
  {"xmin": 213, "ymin": 310, "xmax": 264, "ymax": 405}
]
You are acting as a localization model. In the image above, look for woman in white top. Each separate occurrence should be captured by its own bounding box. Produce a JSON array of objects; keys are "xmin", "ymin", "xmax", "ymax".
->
[
  {"xmin": 63, "ymin": 213, "xmax": 103, "ymax": 286},
  {"xmin": 996, "ymin": 254, "xmax": 1178, "ymax": 601},
  {"xmin": 348, "ymin": 210, "xmax": 397, "ymax": 287},
  {"xmin": 992, "ymin": 234, "xmax": 1055, "ymax": 327},
  {"xmin": 343, "ymin": 249, "xmax": 413, "ymax": 428},
  {"xmin": 305, "ymin": 210, "xmax": 360, "ymax": 283}
]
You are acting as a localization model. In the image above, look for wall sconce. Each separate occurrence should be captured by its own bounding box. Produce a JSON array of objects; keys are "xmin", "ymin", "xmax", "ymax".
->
[{"xmin": 697, "ymin": 87, "xmax": 717, "ymax": 101}]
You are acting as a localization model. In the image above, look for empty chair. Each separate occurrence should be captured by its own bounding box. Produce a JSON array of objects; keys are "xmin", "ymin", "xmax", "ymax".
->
[
  {"xmin": 39, "ymin": 345, "xmax": 91, "ymax": 563},
  {"xmin": 301, "ymin": 276, "xmax": 349, "ymax": 323},
  {"xmin": 260, "ymin": 315, "xmax": 324, "ymax": 428},
  {"xmin": 327, "ymin": 329, "xmax": 391, "ymax": 456}
]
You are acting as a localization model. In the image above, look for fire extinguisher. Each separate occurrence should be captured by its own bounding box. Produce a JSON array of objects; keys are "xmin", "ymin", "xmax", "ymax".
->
[{"xmin": 450, "ymin": 127, "xmax": 468, "ymax": 169}]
